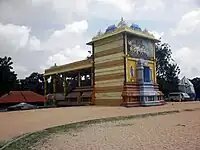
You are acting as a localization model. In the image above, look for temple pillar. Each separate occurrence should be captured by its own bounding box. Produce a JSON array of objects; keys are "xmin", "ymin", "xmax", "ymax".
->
[
  {"xmin": 53, "ymin": 75, "xmax": 56, "ymax": 94},
  {"xmin": 78, "ymin": 71, "xmax": 81, "ymax": 87},
  {"xmin": 154, "ymin": 61, "xmax": 157, "ymax": 83},
  {"xmin": 136, "ymin": 60, "xmax": 144, "ymax": 83},
  {"xmin": 91, "ymin": 68, "xmax": 93, "ymax": 86},
  {"xmin": 124, "ymin": 33, "xmax": 128, "ymax": 83},
  {"xmin": 63, "ymin": 73, "xmax": 67, "ymax": 98},
  {"xmin": 44, "ymin": 76, "xmax": 47, "ymax": 96}
]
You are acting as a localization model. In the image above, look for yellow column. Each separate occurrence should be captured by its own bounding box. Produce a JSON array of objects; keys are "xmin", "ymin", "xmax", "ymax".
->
[
  {"xmin": 91, "ymin": 68, "xmax": 95, "ymax": 105},
  {"xmin": 78, "ymin": 71, "xmax": 81, "ymax": 87},
  {"xmin": 53, "ymin": 75, "xmax": 56, "ymax": 94},
  {"xmin": 91, "ymin": 68, "xmax": 93, "ymax": 86},
  {"xmin": 154, "ymin": 61, "xmax": 157, "ymax": 83},
  {"xmin": 44, "ymin": 76, "xmax": 47, "ymax": 96},
  {"xmin": 153, "ymin": 44, "xmax": 157, "ymax": 83},
  {"xmin": 63, "ymin": 73, "xmax": 67, "ymax": 98},
  {"xmin": 124, "ymin": 33, "xmax": 128, "ymax": 83}
]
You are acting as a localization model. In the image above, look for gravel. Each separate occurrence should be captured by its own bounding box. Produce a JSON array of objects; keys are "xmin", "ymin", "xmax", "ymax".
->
[
  {"xmin": 36, "ymin": 110, "xmax": 200, "ymax": 150},
  {"xmin": 1, "ymin": 102, "xmax": 200, "ymax": 141}
]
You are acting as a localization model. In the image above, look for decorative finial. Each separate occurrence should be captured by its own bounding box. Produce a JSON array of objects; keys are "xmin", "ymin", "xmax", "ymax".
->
[
  {"xmin": 97, "ymin": 30, "xmax": 103, "ymax": 36},
  {"xmin": 143, "ymin": 28, "xmax": 149, "ymax": 33},
  {"xmin": 117, "ymin": 17, "xmax": 127, "ymax": 28}
]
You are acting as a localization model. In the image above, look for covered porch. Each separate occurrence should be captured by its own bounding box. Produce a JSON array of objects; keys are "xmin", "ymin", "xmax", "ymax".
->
[{"xmin": 44, "ymin": 59, "xmax": 94, "ymax": 106}]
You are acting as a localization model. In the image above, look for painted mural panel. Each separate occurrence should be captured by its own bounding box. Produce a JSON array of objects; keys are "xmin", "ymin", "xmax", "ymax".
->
[
  {"xmin": 127, "ymin": 59, "xmax": 137, "ymax": 82},
  {"xmin": 127, "ymin": 36, "xmax": 154, "ymax": 60},
  {"xmin": 148, "ymin": 62, "xmax": 155, "ymax": 83}
]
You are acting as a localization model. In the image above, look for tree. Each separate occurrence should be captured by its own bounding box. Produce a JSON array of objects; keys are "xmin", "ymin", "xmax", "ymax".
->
[
  {"xmin": 190, "ymin": 77, "xmax": 200, "ymax": 98},
  {"xmin": 20, "ymin": 72, "xmax": 44, "ymax": 95},
  {"xmin": 155, "ymin": 43, "xmax": 180, "ymax": 96},
  {"xmin": 0, "ymin": 56, "xmax": 17, "ymax": 97}
]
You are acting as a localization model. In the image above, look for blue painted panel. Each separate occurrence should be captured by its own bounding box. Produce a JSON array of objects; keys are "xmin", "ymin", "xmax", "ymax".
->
[
  {"xmin": 147, "ymin": 68, "xmax": 150, "ymax": 82},
  {"xmin": 144, "ymin": 66, "xmax": 151, "ymax": 82},
  {"xmin": 130, "ymin": 66, "xmax": 134, "ymax": 77},
  {"xmin": 143, "ymin": 67, "xmax": 148, "ymax": 82}
]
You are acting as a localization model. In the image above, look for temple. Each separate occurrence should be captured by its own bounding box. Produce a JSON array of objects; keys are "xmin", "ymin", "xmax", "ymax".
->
[{"xmin": 44, "ymin": 18, "xmax": 165, "ymax": 107}]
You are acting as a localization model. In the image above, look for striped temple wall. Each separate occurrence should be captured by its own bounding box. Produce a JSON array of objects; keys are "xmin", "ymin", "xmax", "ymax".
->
[{"xmin": 93, "ymin": 34, "xmax": 125, "ymax": 106}]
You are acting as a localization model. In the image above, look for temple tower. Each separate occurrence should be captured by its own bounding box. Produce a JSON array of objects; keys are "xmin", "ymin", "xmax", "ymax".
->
[{"xmin": 87, "ymin": 18, "xmax": 165, "ymax": 106}]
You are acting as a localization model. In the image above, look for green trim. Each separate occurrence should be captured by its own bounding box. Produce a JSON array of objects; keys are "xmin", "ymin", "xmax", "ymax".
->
[{"xmin": 0, "ymin": 141, "xmax": 6, "ymax": 148}]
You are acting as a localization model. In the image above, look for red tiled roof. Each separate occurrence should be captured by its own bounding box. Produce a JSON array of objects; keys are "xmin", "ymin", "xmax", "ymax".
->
[
  {"xmin": 0, "ymin": 91, "xmax": 45, "ymax": 104},
  {"xmin": 22, "ymin": 91, "xmax": 46, "ymax": 103}
]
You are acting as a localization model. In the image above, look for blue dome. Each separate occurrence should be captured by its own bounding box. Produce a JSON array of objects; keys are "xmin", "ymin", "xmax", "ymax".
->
[
  {"xmin": 130, "ymin": 23, "xmax": 141, "ymax": 31},
  {"xmin": 105, "ymin": 24, "xmax": 117, "ymax": 33}
]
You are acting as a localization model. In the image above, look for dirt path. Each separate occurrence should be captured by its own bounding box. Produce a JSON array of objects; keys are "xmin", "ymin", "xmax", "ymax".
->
[
  {"xmin": 35, "ymin": 110, "xmax": 200, "ymax": 150},
  {"xmin": 0, "ymin": 102, "xmax": 200, "ymax": 141}
]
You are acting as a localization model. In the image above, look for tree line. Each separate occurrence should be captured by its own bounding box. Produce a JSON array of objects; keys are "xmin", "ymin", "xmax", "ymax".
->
[
  {"xmin": 0, "ymin": 56, "xmax": 44, "ymax": 97},
  {"xmin": 0, "ymin": 42, "xmax": 200, "ymax": 98}
]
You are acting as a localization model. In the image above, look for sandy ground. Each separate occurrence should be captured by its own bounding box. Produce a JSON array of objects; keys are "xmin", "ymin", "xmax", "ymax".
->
[
  {"xmin": 0, "ymin": 102, "xmax": 200, "ymax": 141},
  {"xmin": 35, "ymin": 110, "xmax": 200, "ymax": 150}
]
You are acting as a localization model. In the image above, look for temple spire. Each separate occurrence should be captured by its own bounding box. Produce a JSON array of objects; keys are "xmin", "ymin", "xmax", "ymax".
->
[
  {"xmin": 97, "ymin": 30, "xmax": 103, "ymax": 36},
  {"xmin": 117, "ymin": 17, "xmax": 127, "ymax": 28}
]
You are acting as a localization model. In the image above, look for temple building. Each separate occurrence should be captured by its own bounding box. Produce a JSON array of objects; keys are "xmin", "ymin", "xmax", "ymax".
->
[
  {"xmin": 44, "ymin": 18, "xmax": 165, "ymax": 107},
  {"xmin": 179, "ymin": 76, "xmax": 196, "ymax": 100}
]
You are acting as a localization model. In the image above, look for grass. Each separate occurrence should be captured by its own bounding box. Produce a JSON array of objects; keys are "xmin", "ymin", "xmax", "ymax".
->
[
  {"xmin": 0, "ymin": 141, "xmax": 7, "ymax": 148},
  {"xmin": 1, "ymin": 110, "xmax": 180, "ymax": 150},
  {"xmin": 183, "ymin": 107, "xmax": 200, "ymax": 112},
  {"xmin": 183, "ymin": 109, "xmax": 194, "ymax": 111}
]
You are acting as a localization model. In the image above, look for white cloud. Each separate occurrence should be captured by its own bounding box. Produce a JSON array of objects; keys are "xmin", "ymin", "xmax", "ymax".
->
[
  {"xmin": 12, "ymin": 64, "xmax": 29, "ymax": 79},
  {"xmin": 149, "ymin": 31, "xmax": 164, "ymax": 40},
  {"xmin": 173, "ymin": 47, "xmax": 200, "ymax": 78},
  {"xmin": 13, "ymin": 65, "xmax": 28, "ymax": 73},
  {"xmin": 90, "ymin": 0, "xmax": 167, "ymax": 21},
  {"xmin": 40, "ymin": 20, "xmax": 90, "ymax": 70},
  {"xmin": 179, "ymin": 0, "xmax": 193, "ymax": 3},
  {"xmin": 46, "ymin": 45, "xmax": 89, "ymax": 67},
  {"xmin": 28, "ymin": 36, "xmax": 41, "ymax": 51},
  {"xmin": 31, "ymin": 0, "xmax": 90, "ymax": 24},
  {"xmin": 0, "ymin": 23, "xmax": 30, "ymax": 51},
  {"xmin": 95, "ymin": 0, "xmax": 134, "ymax": 13},
  {"xmin": 42, "ymin": 20, "xmax": 89, "ymax": 53},
  {"xmin": 142, "ymin": 0, "xmax": 165, "ymax": 11},
  {"xmin": 56, "ymin": 20, "xmax": 88, "ymax": 34},
  {"xmin": 171, "ymin": 9, "xmax": 200, "ymax": 36},
  {"xmin": 168, "ymin": 8, "xmax": 200, "ymax": 78},
  {"xmin": 0, "ymin": 0, "xmax": 200, "ymax": 79},
  {"xmin": 0, "ymin": 20, "xmax": 89, "ymax": 78},
  {"xmin": 0, "ymin": 23, "xmax": 41, "ymax": 52}
]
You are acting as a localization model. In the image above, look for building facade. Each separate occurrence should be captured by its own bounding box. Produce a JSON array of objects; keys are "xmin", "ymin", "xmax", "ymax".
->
[{"xmin": 44, "ymin": 18, "xmax": 165, "ymax": 107}]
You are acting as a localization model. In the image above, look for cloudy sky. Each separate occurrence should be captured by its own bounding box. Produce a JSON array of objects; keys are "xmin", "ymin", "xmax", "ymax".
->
[{"xmin": 0, "ymin": 0, "xmax": 200, "ymax": 79}]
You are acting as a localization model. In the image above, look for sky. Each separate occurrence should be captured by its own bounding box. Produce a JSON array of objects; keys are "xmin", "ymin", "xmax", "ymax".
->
[{"xmin": 0, "ymin": 0, "xmax": 200, "ymax": 79}]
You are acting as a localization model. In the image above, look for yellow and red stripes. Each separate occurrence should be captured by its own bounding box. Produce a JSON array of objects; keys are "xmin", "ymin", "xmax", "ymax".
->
[{"xmin": 93, "ymin": 35, "xmax": 125, "ymax": 106}]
